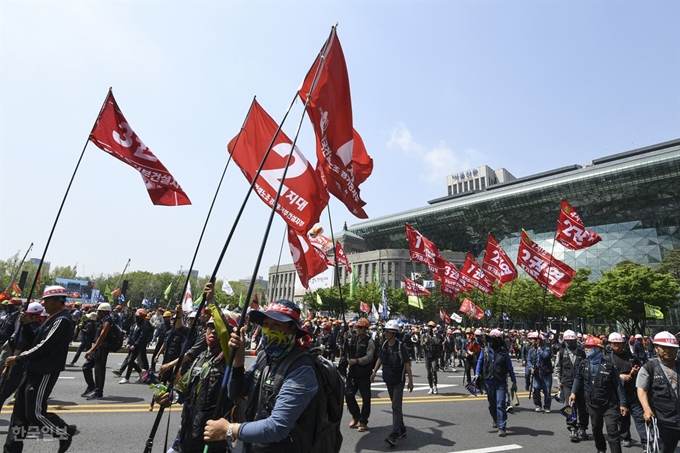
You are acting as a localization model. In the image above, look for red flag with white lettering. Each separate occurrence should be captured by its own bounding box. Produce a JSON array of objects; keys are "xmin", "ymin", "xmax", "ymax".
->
[
  {"xmin": 459, "ymin": 298, "xmax": 484, "ymax": 320},
  {"xmin": 89, "ymin": 89, "xmax": 191, "ymax": 206},
  {"xmin": 403, "ymin": 276, "xmax": 431, "ymax": 297},
  {"xmin": 482, "ymin": 235, "xmax": 518, "ymax": 288},
  {"xmin": 405, "ymin": 223, "xmax": 439, "ymax": 265},
  {"xmin": 516, "ymin": 230, "xmax": 575, "ymax": 298},
  {"xmin": 360, "ymin": 301, "xmax": 370, "ymax": 313},
  {"xmin": 228, "ymin": 100, "xmax": 329, "ymax": 233},
  {"xmin": 298, "ymin": 27, "xmax": 373, "ymax": 218},
  {"xmin": 334, "ymin": 241, "xmax": 351, "ymax": 271},
  {"xmin": 555, "ymin": 200, "xmax": 602, "ymax": 250},
  {"xmin": 430, "ymin": 255, "xmax": 467, "ymax": 293},
  {"xmin": 460, "ymin": 252, "xmax": 495, "ymax": 294},
  {"xmin": 287, "ymin": 226, "xmax": 328, "ymax": 289}
]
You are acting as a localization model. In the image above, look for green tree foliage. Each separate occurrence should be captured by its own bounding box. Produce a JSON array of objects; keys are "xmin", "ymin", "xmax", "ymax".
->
[
  {"xmin": 588, "ymin": 261, "xmax": 680, "ymax": 335},
  {"xmin": 658, "ymin": 250, "xmax": 680, "ymax": 284}
]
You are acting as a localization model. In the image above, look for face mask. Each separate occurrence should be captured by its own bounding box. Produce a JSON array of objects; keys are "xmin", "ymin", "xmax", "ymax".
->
[
  {"xmin": 261, "ymin": 326, "xmax": 296, "ymax": 361},
  {"xmin": 586, "ymin": 347, "xmax": 602, "ymax": 361},
  {"xmin": 567, "ymin": 341, "xmax": 577, "ymax": 350}
]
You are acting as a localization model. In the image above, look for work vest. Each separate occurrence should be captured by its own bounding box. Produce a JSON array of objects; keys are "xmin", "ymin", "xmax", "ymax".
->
[
  {"xmin": 381, "ymin": 340, "xmax": 406, "ymax": 385},
  {"xmin": 348, "ymin": 335, "xmax": 373, "ymax": 378},
  {"xmin": 558, "ymin": 347, "xmax": 585, "ymax": 387},
  {"xmin": 581, "ymin": 356, "xmax": 620, "ymax": 409},
  {"xmin": 482, "ymin": 346, "xmax": 509, "ymax": 382},
  {"xmin": 644, "ymin": 359, "xmax": 680, "ymax": 430}
]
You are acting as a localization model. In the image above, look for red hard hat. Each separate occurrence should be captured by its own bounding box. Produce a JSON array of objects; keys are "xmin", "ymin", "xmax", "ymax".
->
[{"xmin": 584, "ymin": 335, "xmax": 603, "ymax": 348}]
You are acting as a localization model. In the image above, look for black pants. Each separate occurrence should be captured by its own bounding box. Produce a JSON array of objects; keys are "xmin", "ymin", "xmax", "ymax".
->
[
  {"xmin": 345, "ymin": 372, "xmax": 371, "ymax": 424},
  {"xmin": 124, "ymin": 347, "xmax": 148, "ymax": 379},
  {"xmin": 619, "ymin": 395, "xmax": 646, "ymax": 445},
  {"xmin": 71, "ymin": 338, "xmax": 92, "ymax": 365},
  {"xmin": 82, "ymin": 349, "xmax": 109, "ymax": 396},
  {"xmin": 425, "ymin": 357, "xmax": 438, "ymax": 387},
  {"xmin": 587, "ymin": 404, "xmax": 621, "ymax": 453},
  {"xmin": 562, "ymin": 384, "xmax": 588, "ymax": 431},
  {"xmin": 4, "ymin": 373, "xmax": 70, "ymax": 453},
  {"xmin": 656, "ymin": 424, "xmax": 680, "ymax": 453},
  {"xmin": 0, "ymin": 364, "xmax": 25, "ymax": 413}
]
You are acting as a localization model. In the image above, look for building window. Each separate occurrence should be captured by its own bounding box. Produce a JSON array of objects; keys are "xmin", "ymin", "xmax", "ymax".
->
[
  {"xmin": 481, "ymin": 177, "xmax": 486, "ymax": 189},
  {"xmin": 475, "ymin": 178, "xmax": 480, "ymax": 190}
]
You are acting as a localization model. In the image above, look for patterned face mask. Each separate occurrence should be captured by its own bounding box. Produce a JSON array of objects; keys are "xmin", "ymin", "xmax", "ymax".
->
[{"xmin": 261, "ymin": 326, "xmax": 296, "ymax": 361}]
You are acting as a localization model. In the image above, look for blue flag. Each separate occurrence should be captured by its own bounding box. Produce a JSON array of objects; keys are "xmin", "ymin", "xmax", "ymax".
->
[
  {"xmin": 484, "ymin": 309, "xmax": 492, "ymax": 318},
  {"xmin": 381, "ymin": 278, "xmax": 389, "ymax": 320}
]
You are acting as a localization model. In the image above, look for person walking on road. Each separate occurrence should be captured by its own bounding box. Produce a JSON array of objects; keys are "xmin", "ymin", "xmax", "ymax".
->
[
  {"xmin": 371, "ymin": 320, "xmax": 414, "ymax": 446},
  {"xmin": 81, "ymin": 302, "xmax": 114, "ymax": 400},
  {"xmin": 529, "ymin": 332, "xmax": 553, "ymax": 413},
  {"xmin": 475, "ymin": 329, "xmax": 517, "ymax": 437},
  {"xmin": 422, "ymin": 321, "xmax": 441, "ymax": 394},
  {"xmin": 555, "ymin": 329, "xmax": 589, "ymax": 442},
  {"xmin": 345, "ymin": 317, "xmax": 375, "ymax": 432}
]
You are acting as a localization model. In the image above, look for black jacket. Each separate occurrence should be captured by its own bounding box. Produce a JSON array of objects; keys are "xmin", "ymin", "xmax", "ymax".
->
[{"xmin": 16, "ymin": 309, "xmax": 73, "ymax": 375}]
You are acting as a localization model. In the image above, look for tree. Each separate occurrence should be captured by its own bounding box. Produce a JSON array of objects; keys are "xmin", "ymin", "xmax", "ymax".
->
[
  {"xmin": 658, "ymin": 250, "xmax": 680, "ymax": 284},
  {"xmin": 588, "ymin": 262, "xmax": 679, "ymax": 335}
]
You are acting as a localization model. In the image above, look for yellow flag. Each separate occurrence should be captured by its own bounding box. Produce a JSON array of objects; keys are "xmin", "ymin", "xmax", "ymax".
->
[{"xmin": 207, "ymin": 303, "xmax": 231, "ymax": 360}]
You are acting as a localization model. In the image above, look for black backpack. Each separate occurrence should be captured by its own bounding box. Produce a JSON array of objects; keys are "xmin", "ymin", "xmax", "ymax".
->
[
  {"xmin": 272, "ymin": 346, "xmax": 344, "ymax": 453},
  {"xmin": 106, "ymin": 322, "xmax": 125, "ymax": 352}
]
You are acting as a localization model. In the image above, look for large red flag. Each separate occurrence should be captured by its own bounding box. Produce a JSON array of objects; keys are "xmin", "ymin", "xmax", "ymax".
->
[
  {"xmin": 89, "ymin": 89, "xmax": 191, "ymax": 206},
  {"xmin": 482, "ymin": 235, "xmax": 518, "ymax": 288},
  {"xmin": 439, "ymin": 308, "xmax": 451, "ymax": 324},
  {"xmin": 555, "ymin": 200, "xmax": 602, "ymax": 250},
  {"xmin": 459, "ymin": 298, "xmax": 484, "ymax": 320},
  {"xmin": 405, "ymin": 223, "xmax": 439, "ymax": 265},
  {"xmin": 298, "ymin": 27, "xmax": 373, "ymax": 218},
  {"xmin": 228, "ymin": 100, "xmax": 329, "ymax": 233},
  {"xmin": 430, "ymin": 255, "xmax": 467, "ymax": 293},
  {"xmin": 334, "ymin": 241, "xmax": 351, "ymax": 271},
  {"xmin": 287, "ymin": 226, "xmax": 328, "ymax": 290},
  {"xmin": 403, "ymin": 276, "xmax": 431, "ymax": 297},
  {"xmin": 460, "ymin": 252, "xmax": 495, "ymax": 294},
  {"xmin": 517, "ymin": 230, "xmax": 576, "ymax": 298}
]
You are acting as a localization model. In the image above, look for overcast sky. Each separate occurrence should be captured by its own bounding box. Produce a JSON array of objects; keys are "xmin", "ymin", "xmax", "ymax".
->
[{"xmin": 1, "ymin": 0, "xmax": 678, "ymax": 286}]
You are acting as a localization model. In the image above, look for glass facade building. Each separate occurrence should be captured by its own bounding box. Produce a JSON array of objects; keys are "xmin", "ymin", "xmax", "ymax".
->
[{"xmin": 348, "ymin": 139, "xmax": 680, "ymax": 278}]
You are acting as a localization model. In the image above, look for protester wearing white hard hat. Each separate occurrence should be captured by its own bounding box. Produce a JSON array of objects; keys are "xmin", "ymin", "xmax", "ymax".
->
[
  {"xmin": 528, "ymin": 331, "xmax": 553, "ymax": 413},
  {"xmin": 2, "ymin": 285, "xmax": 76, "ymax": 452},
  {"xmin": 635, "ymin": 331, "xmax": 679, "ymax": 452},
  {"xmin": 555, "ymin": 329, "xmax": 589, "ymax": 442},
  {"xmin": 631, "ymin": 333, "xmax": 648, "ymax": 366},
  {"xmin": 81, "ymin": 299, "xmax": 116, "ymax": 400},
  {"xmin": 607, "ymin": 332, "xmax": 646, "ymax": 448}
]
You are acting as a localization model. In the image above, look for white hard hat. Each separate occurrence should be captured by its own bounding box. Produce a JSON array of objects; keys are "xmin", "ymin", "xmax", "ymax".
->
[
  {"xmin": 608, "ymin": 332, "xmax": 624, "ymax": 343},
  {"xmin": 489, "ymin": 329, "xmax": 503, "ymax": 338},
  {"xmin": 563, "ymin": 330, "xmax": 577, "ymax": 340},
  {"xmin": 187, "ymin": 311, "xmax": 197, "ymax": 318},
  {"xmin": 576, "ymin": 333, "xmax": 583, "ymax": 338},
  {"xmin": 385, "ymin": 320, "xmax": 400, "ymax": 332},
  {"xmin": 527, "ymin": 331, "xmax": 538, "ymax": 339},
  {"xmin": 652, "ymin": 331, "xmax": 679, "ymax": 348},
  {"xmin": 97, "ymin": 302, "xmax": 112, "ymax": 312},
  {"xmin": 41, "ymin": 285, "xmax": 68, "ymax": 299},
  {"xmin": 474, "ymin": 329, "xmax": 483, "ymax": 336},
  {"xmin": 635, "ymin": 334, "xmax": 643, "ymax": 339},
  {"xmin": 26, "ymin": 302, "xmax": 44, "ymax": 314}
]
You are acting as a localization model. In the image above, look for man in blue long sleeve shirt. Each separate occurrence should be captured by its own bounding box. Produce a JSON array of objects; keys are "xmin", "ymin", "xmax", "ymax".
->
[
  {"xmin": 475, "ymin": 329, "xmax": 517, "ymax": 437},
  {"xmin": 204, "ymin": 299, "xmax": 318, "ymax": 453},
  {"xmin": 529, "ymin": 333, "xmax": 553, "ymax": 412}
]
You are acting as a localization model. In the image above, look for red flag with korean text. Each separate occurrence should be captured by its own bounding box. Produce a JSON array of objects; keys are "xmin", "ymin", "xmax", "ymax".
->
[
  {"xmin": 228, "ymin": 100, "xmax": 329, "ymax": 233},
  {"xmin": 430, "ymin": 255, "xmax": 467, "ymax": 293},
  {"xmin": 555, "ymin": 200, "xmax": 602, "ymax": 250},
  {"xmin": 459, "ymin": 298, "xmax": 484, "ymax": 320},
  {"xmin": 482, "ymin": 235, "xmax": 518, "ymax": 288},
  {"xmin": 298, "ymin": 27, "xmax": 373, "ymax": 218},
  {"xmin": 403, "ymin": 276, "xmax": 431, "ymax": 297},
  {"xmin": 287, "ymin": 226, "xmax": 328, "ymax": 289},
  {"xmin": 460, "ymin": 252, "xmax": 495, "ymax": 294},
  {"xmin": 335, "ymin": 241, "xmax": 351, "ymax": 271},
  {"xmin": 405, "ymin": 223, "xmax": 439, "ymax": 265},
  {"xmin": 439, "ymin": 308, "xmax": 451, "ymax": 324},
  {"xmin": 360, "ymin": 301, "xmax": 370, "ymax": 313},
  {"xmin": 516, "ymin": 230, "xmax": 575, "ymax": 298},
  {"xmin": 89, "ymin": 89, "xmax": 191, "ymax": 206}
]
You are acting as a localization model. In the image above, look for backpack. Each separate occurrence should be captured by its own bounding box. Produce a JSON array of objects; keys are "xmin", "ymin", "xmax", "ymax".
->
[
  {"xmin": 106, "ymin": 322, "xmax": 125, "ymax": 352},
  {"xmin": 274, "ymin": 346, "xmax": 344, "ymax": 453}
]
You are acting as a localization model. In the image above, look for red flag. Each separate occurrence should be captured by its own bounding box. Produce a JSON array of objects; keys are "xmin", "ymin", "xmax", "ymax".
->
[
  {"xmin": 36, "ymin": 271, "xmax": 41, "ymax": 291},
  {"xmin": 228, "ymin": 100, "xmax": 329, "ymax": 232},
  {"xmin": 517, "ymin": 230, "xmax": 576, "ymax": 298},
  {"xmin": 89, "ymin": 89, "xmax": 191, "ymax": 206},
  {"xmin": 430, "ymin": 255, "xmax": 467, "ymax": 293},
  {"xmin": 459, "ymin": 297, "xmax": 484, "ymax": 320},
  {"xmin": 335, "ymin": 241, "xmax": 351, "ymax": 271},
  {"xmin": 482, "ymin": 235, "xmax": 518, "ymax": 288},
  {"xmin": 11, "ymin": 282, "xmax": 22, "ymax": 296},
  {"xmin": 405, "ymin": 223, "xmax": 439, "ymax": 265},
  {"xmin": 287, "ymin": 226, "xmax": 328, "ymax": 289},
  {"xmin": 251, "ymin": 294, "xmax": 260, "ymax": 311},
  {"xmin": 441, "ymin": 285, "xmax": 457, "ymax": 298},
  {"xmin": 555, "ymin": 200, "xmax": 602, "ymax": 250},
  {"xmin": 460, "ymin": 252, "xmax": 495, "ymax": 294},
  {"xmin": 111, "ymin": 287, "xmax": 121, "ymax": 298},
  {"xmin": 298, "ymin": 27, "xmax": 373, "ymax": 218},
  {"xmin": 360, "ymin": 301, "xmax": 370, "ymax": 313},
  {"xmin": 439, "ymin": 308, "xmax": 451, "ymax": 324},
  {"xmin": 403, "ymin": 276, "xmax": 431, "ymax": 297},
  {"xmin": 0, "ymin": 293, "xmax": 9, "ymax": 302}
]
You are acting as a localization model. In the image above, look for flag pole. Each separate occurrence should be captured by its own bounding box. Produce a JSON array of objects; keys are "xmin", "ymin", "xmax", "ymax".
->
[
  {"xmin": 503, "ymin": 279, "xmax": 516, "ymax": 330},
  {"xmin": 270, "ymin": 226, "xmax": 287, "ymax": 303},
  {"xmin": 202, "ymin": 27, "xmax": 337, "ymax": 453},
  {"xmin": 326, "ymin": 204, "xmax": 347, "ymax": 324},
  {"xmin": 538, "ymin": 202, "xmax": 562, "ymax": 332},
  {"xmin": 113, "ymin": 258, "xmax": 131, "ymax": 294},
  {"xmin": 4, "ymin": 242, "xmax": 33, "ymax": 293}
]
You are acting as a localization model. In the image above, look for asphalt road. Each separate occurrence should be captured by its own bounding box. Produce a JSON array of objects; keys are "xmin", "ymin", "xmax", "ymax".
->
[{"xmin": 0, "ymin": 352, "xmax": 657, "ymax": 453}]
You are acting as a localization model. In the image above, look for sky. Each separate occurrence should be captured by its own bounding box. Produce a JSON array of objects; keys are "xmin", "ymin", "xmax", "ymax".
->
[{"xmin": 1, "ymin": 0, "xmax": 679, "ymax": 288}]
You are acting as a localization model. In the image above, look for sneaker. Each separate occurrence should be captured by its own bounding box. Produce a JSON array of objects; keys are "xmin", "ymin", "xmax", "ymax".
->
[
  {"xmin": 433, "ymin": 387, "xmax": 439, "ymax": 395},
  {"xmin": 348, "ymin": 419, "xmax": 359, "ymax": 429},
  {"xmin": 452, "ymin": 368, "xmax": 457, "ymax": 372},
  {"xmin": 577, "ymin": 428, "xmax": 588, "ymax": 440},
  {"xmin": 535, "ymin": 406, "xmax": 542, "ymax": 412},
  {"xmin": 111, "ymin": 369, "xmax": 122, "ymax": 377},
  {"xmin": 543, "ymin": 409, "xmax": 550, "ymax": 413},
  {"xmin": 58, "ymin": 424, "xmax": 77, "ymax": 453},
  {"xmin": 498, "ymin": 429, "xmax": 507, "ymax": 437},
  {"xmin": 569, "ymin": 429, "xmax": 580, "ymax": 443},
  {"xmin": 428, "ymin": 388, "xmax": 434, "ymax": 395},
  {"xmin": 80, "ymin": 388, "xmax": 95, "ymax": 397},
  {"xmin": 357, "ymin": 424, "xmax": 367, "ymax": 432},
  {"xmin": 506, "ymin": 405, "xmax": 514, "ymax": 413},
  {"xmin": 492, "ymin": 421, "xmax": 498, "ymax": 428},
  {"xmin": 119, "ymin": 378, "xmax": 129, "ymax": 384},
  {"xmin": 384, "ymin": 435, "xmax": 396, "ymax": 446},
  {"xmin": 86, "ymin": 394, "xmax": 103, "ymax": 400},
  {"xmin": 396, "ymin": 428, "xmax": 407, "ymax": 439},
  {"xmin": 622, "ymin": 439, "xmax": 631, "ymax": 447}
]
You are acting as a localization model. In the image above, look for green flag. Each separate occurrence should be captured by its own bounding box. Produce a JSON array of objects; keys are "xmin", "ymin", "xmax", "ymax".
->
[
  {"xmin": 316, "ymin": 292, "xmax": 323, "ymax": 307},
  {"xmin": 644, "ymin": 303, "xmax": 664, "ymax": 319},
  {"xmin": 207, "ymin": 303, "xmax": 231, "ymax": 360},
  {"xmin": 239, "ymin": 292, "xmax": 243, "ymax": 307},
  {"xmin": 349, "ymin": 264, "xmax": 358, "ymax": 298},
  {"xmin": 408, "ymin": 295, "xmax": 423, "ymax": 309},
  {"xmin": 163, "ymin": 282, "xmax": 173, "ymax": 301},
  {"xmin": 105, "ymin": 284, "xmax": 112, "ymax": 302}
]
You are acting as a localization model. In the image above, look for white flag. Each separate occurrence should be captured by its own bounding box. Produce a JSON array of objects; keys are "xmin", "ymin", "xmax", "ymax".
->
[
  {"xmin": 182, "ymin": 281, "xmax": 193, "ymax": 312},
  {"xmin": 423, "ymin": 280, "xmax": 435, "ymax": 288},
  {"xmin": 222, "ymin": 279, "xmax": 234, "ymax": 296},
  {"xmin": 371, "ymin": 303, "xmax": 380, "ymax": 321},
  {"xmin": 411, "ymin": 272, "xmax": 422, "ymax": 280},
  {"xmin": 451, "ymin": 312, "xmax": 463, "ymax": 323}
]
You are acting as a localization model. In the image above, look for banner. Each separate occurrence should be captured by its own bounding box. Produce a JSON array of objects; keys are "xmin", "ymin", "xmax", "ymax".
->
[
  {"xmin": 334, "ymin": 241, "xmax": 351, "ymax": 270},
  {"xmin": 555, "ymin": 200, "xmax": 602, "ymax": 250},
  {"xmin": 451, "ymin": 312, "xmax": 463, "ymax": 323},
  {"xmin": 89, "ymin": 89, "xmax": 191, "ymax": 206},
  {"xmin": 298, "ymin": 27, "xmax": 373, "ymax": 218},
  {"xmin": 403, "ymin": 275, "xmax": 431, "ymax": 296},
  {"xmin": 439, "ymin": 308, "xmax": 451, "ymax": 324},
  {"xmin": 405, "ymin": 223, "xmax": 439, "ymax": 265},
  {"xmin": 644, "ymin": 303, "xmax": 664, "ymax": 319},
  {"xmin": 459, "ymin": 297, "xmax": 484, "ymax": 320},
  {"xmin": 227, "ymin": 100, "xmax": 329, "ymax": 232},
  {"xmin": 407, "ymin": 295, "xmax": 423, "ymax": 309},
  {"xmin": 516, "ymin": 230, "xmax": 576, "ymax": 299},
  {"xmin": 482, "ymin": 235, "xmax": 518, "ymax": 288},
  {"xmin": 431, "ymin": 255, "xmax": 467, "ymax": 293},
  {"xmin": 460, "ymin": 252, "xmax": 495, "ymax": 294},
  {"xmin": 287, "ymin": 226, "xmax": 328, "ymax": 289}
]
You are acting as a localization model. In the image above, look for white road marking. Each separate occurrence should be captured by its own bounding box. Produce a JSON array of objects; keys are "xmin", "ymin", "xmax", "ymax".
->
[
  {"xmin": 450, "ymin": 445, "xmax": 522, "ymax": 453},
  {"xmin": 58, "ymin": 377, "xmax": 75, "ymax": 379}
]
